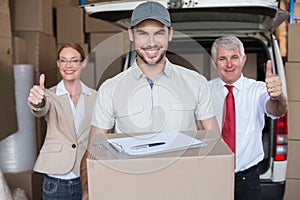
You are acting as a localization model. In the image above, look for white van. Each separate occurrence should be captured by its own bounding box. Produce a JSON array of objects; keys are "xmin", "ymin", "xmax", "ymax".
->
[{"xmin": 83, "ymin": 1, "xmax": 289, "ymax": 199}]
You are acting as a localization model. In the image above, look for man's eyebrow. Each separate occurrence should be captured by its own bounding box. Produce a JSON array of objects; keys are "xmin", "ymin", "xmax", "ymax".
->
[
  {"xmin": 135, "ymin": 29, "xmax": 147, "ymax": 34},
  {"xmin": 156, "ymin": 29, "xmax": 167, "ymax": 33},
  {"xmin": 136, "ymin": 29, "xmax": 145, "ymax": 32},
  {"xmin": 135, "ymin": 28, "xmax": 166, "ymax": 33}
]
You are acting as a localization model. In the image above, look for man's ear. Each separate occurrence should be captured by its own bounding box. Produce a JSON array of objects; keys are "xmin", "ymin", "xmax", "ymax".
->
[
  {"xmin": 128, "ymin": 27, "xmax": 134, "ymax": 42},
  {"xmin": 210, "ymin": 57, "xmax": 217, "ymax": 69},
  {"xmin": 241, "ymin": 54, "xmax": 247, "ymax": 68}
]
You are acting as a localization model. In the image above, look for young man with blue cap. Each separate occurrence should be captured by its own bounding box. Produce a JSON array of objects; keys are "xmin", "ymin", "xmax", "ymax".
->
[{"xmin": 80, "ymin": 1, "xmax": 219, "ymax": 199}]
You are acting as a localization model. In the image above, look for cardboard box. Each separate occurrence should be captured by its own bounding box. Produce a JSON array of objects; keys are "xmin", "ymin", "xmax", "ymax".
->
[
  {"xmin": 0, "ymin": 4, "xmax": 11, "ymax": 38},
  {"xmin": 284, "ymin": 179, "xmax": 300, "ymax": 200},
  {"xmin": 4, "ymin": 171, "xmax": 43, "ymax": 200},
  {"xmin": 85, "ymin": 13, "xmax": 124, "ymax": 33},
  {"xmin": 87, "ymin": 131, "xmax": 234, "ymax": 200},
  {"xmin": 85, "ymin": 0, "xmax": 120, "ymax": 4},
  {"xmin": 96, "ymin": 57, "xmax": 124, "ymax": 88},
  {"xmin": 90, "ymin": 32, "xmax": 128, "ymax": 87},
  {"xmin": 57, "ymin": 43, "xmax": 89, "ymax": 58},
  {"xmin": 12, "ymin": 36, "xmax": 26, "ymax": 64},
  {"xmin": 288, "ymin": 24, "xmax": 300, "ymax": 62},
  {"xmin": 12, "ymin": 0, "xmax": 53, "ymax": 35},
  {"xmin": 52, "ymin": 0, "xmax": 79, "ymax": 7},
  {"xmin": 286, "ymin": 140, "xmax": 300, "ymax": 179},
  {"xmin": 90, "ymin": 32, "xmax": 128, "ymax": 50},
  {"xmin": 0, "ymin": 2, "xmax": 18, "ymax": 141},
  {"xmin": 56, "ymin": 6, "xmax": 85, "ymax": 43},
  {"xmin": 286, "ymin": 62, "xmax": 300, "ymax": 101},
  {"xmin": 9, "ymin": 32, "xmax": 57, "ymax": 149},
  {"xmin": 38, "ymin": 68, "xmax": 59, "ymax": 88},
  {"xmin": 287, "ymin": 1, "xmax": 300, "ymax": 26},
  {"xmin": 81, "ymin": 62, "xmax": 96, "ymax": 89},
  {"xmin": 275, "ymin": 0, "xmax": 287, "ymax": 58},
  {"xmin": 14, "ymin": 31, "xmax": 57, "ymax": 73},
  {"xmin": 288, "ymin": 101, "xmax": 300, "ymax": 140},
  {"xmin": 294, "ymin": 2, "xmax": 300, "ymax": 22}
]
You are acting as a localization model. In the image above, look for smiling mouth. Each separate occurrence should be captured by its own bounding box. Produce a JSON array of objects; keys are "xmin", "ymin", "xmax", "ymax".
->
[
  {"xmin": 64, "ymin": 70, "xmax": 75, "ymax": 74},
  {"xmin": 143, "ymin": 45, "xmax": 162, "ymax": 52},
  {"xmin": 145, "ymin": 49, "xmax": 159, "ymax": 53},
  {"xmin": 144, "ymin": 48, "xmax": 160, "ymax": 58},
  {"xmin": 225, "ymin": 69, "xmax": 235, "ymax": 73}
]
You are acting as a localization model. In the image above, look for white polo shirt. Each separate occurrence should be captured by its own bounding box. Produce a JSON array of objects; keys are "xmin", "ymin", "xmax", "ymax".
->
[
  {"xmin": 209, "ymin": 75, "xmax": 276, "ymax": 172},
  {"xmin": 92, "ymin": 59, "xmax": 215, "ymax": 133}
]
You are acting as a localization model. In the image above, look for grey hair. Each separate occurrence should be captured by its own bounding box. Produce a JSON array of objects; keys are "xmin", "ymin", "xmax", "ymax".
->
[{"xmin": 211, "ymin": 35, "xmax": 245, "ymax": 61}]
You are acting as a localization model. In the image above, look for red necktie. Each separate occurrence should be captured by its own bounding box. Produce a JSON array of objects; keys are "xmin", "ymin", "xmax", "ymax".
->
[{"xmin": 222, "ymin": 85, "xmax": 236, "ymax": 153}]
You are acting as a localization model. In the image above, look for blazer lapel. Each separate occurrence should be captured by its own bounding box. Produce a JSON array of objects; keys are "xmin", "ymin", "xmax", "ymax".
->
[
  {"xmin": 77, "ymin": 94, "xmax": 94, "ymax": 138},
  {"xmin": 60, "ymin": 95, "xmax": 76, "ymax": 139}
]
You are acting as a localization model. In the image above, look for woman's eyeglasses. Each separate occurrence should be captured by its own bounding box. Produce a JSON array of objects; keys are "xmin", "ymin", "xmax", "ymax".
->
[{"xmin": 57, "ymin": 59, "xmax": 82, "ymax": 66}]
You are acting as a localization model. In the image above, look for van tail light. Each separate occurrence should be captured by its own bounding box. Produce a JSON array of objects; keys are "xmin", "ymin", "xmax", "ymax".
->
[{"xmin": 274, "ymin": 113, "xmax": 288, "ymax": 161}]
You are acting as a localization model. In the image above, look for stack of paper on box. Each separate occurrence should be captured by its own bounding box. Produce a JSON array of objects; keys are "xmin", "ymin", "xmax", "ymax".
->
[{"xmin": 106, "ymin": 130, "xmax": 205, "ymax": 157}]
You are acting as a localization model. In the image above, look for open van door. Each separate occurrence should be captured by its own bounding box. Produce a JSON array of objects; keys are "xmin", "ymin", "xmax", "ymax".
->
[{"xmin": 84, "ymin": 0, "xmax": 288, "ymax": 32}]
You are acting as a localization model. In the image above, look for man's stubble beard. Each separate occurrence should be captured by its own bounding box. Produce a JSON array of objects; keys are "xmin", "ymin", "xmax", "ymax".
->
[{"xmin": 136, "ymin": 49, "xmax": 166, "ymax": 66}]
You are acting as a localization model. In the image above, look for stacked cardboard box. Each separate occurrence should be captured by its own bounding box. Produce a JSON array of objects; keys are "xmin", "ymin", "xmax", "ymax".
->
[
  {"xmin": 5, "ymin": 0, "xmax": 58, "ymax": 199},
  {"xmin": 275, "ymin": 1, "xmax": 288, "ymax": 58},
  {"xmin": 55, "ymin": 6, "xmax": 93, "ymax": 87},
  {"xmin": 12, "ymin": 0, "xmax": 58, "ymax": 152},
  {"xmin": 85, "ymin": 0, "xmax": 120, "ymax": 4},
  {"xmin": 56, "ymin": 6, "xmax": 85, "ymax": 44},
  {"xmin": 292, "ymin": 2, "xmax": 300, "ymax": 24},
  {"xmin": 13, "ymin": 31, "xmax": 57, "ymax": 86},
  {"xmin": 284, "ymin": 23, "xmax": 300, "ymax": 200},
  {"xmin": 12, "ymin": 0, "xmax": 57, "ymax": 88},
  {"xmin": 55, "ymin": 5, "xmax": 128, "ymax": 89},
  {"xmin": 12, "ymin": 0, "xmax": 53, "ymax": 35},
  {"xmin": 85, "ymin": 11, "xmax": 128, "ymax": 89},
  {"xmin": 89, "ymin": 31, "xmax": 128, "ymax": 88},
  {"xmin": 0, "ymin": 0, "xmax": 18, "ymax": 141}
]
